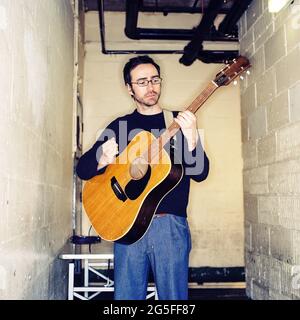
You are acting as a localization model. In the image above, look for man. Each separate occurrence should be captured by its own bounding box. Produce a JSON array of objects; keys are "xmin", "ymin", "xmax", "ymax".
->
[{"xmin": 76, "ymin": 55, "xmax": 209, "ymax": 300}]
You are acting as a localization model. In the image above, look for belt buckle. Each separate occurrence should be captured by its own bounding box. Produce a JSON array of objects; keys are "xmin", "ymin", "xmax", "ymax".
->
[{"xmin": 155, "ymin": 213, "xmax": 167, "ymax": 218}]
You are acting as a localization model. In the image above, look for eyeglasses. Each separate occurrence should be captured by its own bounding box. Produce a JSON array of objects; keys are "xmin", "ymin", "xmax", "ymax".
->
[{"xmin": 131, "ymin": 77, "xmax": 162, "ymax": 87}]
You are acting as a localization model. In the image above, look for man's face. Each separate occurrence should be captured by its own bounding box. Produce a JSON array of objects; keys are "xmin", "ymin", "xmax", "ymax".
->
[{"xmin": 127, "ymin": 63, "xmax": 161, "ymax": 107}]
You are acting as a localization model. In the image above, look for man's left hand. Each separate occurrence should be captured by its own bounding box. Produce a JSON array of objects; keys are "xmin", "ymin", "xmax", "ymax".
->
[{"xmin": 174, "ymin": 110, "xmax": 199, "ymax": 151}]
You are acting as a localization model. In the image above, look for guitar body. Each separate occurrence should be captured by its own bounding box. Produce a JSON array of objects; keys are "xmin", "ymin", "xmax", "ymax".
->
[{"xmin": 83, "ymin": 131, "xmax": 183, "ymax": 244}]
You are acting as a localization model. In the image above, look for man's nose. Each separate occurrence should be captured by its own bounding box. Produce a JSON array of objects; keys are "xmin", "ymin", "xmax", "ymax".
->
[{"xmin": 146, "ymin": 80, "xmax": 154, "ymax": 90}]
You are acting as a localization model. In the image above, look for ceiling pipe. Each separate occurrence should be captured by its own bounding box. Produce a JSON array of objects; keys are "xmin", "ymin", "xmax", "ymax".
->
[
  {"xmin": 99, "ymin": 0, "xmax": 237, "ymax": 58},
  {"xmin": 197, "ymin": 50, "xmax": 238, "ymax": 64},
  {"xmin": 218, "ymin": 0, "xmax": 253, "ymax": 35},
  {"xmin": 98, "ymin": 0, "xmax": 181, "ymax": 54},
  {"xmin": 124, "ymin": 0, "xmax": 237, "ymax": 41},
  {"xmin": 98, "ymin": 0, "xmax": 239, "ymax": 64},
  {"xmin": 124, "ymin": 0, "xmax": 140, "ymax": 40},
  {"xmin": 179, "ymin": 0, "xmax": 226, "ymax": 66},
  {"xmin": 139, "ymin": 5, "xmax": 232, "ymax": 15}
]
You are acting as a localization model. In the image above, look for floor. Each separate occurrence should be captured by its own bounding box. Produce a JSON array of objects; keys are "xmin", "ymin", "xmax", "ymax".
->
[
  {"xmin": 94, "ymin": 289, "xmax": 248, "ymax": 300},
  {"xmin": 74, "ymin": 272, "xmax": 248, "ymax": 300},
  {"xmin": 72, "ymin": 288, "xmax": 248, "ymax": 300}
]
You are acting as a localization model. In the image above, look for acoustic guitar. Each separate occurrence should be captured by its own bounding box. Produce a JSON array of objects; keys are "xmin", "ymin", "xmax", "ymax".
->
[{"xmin": 82, "ymin": 56, "xmax": 251, "ymax": 244}]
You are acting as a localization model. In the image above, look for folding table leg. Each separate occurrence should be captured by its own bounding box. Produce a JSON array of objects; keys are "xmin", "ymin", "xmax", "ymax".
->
[
  {"xmin": 68, "ymin": 263, "xmax": 75, "ymax": 300},
  {"xmin": 84, "ymin": 259, "xmax": 89, "ymax": 298}
]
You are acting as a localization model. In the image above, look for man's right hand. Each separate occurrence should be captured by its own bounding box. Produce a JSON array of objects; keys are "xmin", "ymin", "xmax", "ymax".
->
[{"xmin": 97, "ymin": 137, "xmax": 119, "ymax": 170}]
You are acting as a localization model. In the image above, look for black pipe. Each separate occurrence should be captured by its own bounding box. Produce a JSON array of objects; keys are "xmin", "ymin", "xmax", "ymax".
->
[
  {"xmin": 139, "ymin": 5, "xmax": 231, "ymax": 15},
  {"xmin": 87, "ymin": 1, "xmax": 232, "ymax": 14},
  {"xmin": 124, "ymin": 0, "xmax": 140, "ymax": 40},
  {"xmin": 125, "ymin": 0, "xmax": 237, "ymax": 41},
  {"xmin": 218, "ymin": 0, "xmax": 253, "ymax": 35},
  {"xmin": 98, "ymin": 0, "xmax": 239, "ymax": 64},
  {"xmin": 98, "ymin": 0, "xmax": 106, "ymax": 55},
  {"xmin": 180, "ymin": 0, "xmax": 225, "ymax": 66},
  {"xmin": 132, "ymin": 28, "xmax": 237, "ymax": 41},
  {"xmin": 99, "ymin": 0, "xmax": 180, "ymax": 54},
  {"xmin": 197, "ymin": 50, "xmax": 238, "ymax": 64}
]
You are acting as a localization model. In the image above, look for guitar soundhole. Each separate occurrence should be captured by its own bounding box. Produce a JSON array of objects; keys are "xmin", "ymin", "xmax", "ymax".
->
[
  {"xmin": 125, "ymin": 165, "xmax": 151, "ymax": 200},
  {"xmin": 129, "ymin": 157, "xmax": 149, "ymax": 180}
]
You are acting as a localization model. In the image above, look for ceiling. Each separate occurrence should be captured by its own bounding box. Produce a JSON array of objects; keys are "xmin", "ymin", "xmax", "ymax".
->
[
  {"xmin": 82, "ymin": 0, "xmax": 253, "ymax": 65},
  {"xmin": 83, "ymin": 0, "xmax": 235, "ymax": 13}
]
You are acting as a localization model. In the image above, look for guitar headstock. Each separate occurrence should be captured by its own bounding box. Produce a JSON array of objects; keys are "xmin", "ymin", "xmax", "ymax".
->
[{"xmin": 214, "ymin": 56, "xmax": 251, "ymax": 87}]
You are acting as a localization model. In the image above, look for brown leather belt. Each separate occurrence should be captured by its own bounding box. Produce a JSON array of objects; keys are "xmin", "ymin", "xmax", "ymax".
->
[{"xmin": 154, "ymin": 213, "xmax": 168, "ymax": 218}]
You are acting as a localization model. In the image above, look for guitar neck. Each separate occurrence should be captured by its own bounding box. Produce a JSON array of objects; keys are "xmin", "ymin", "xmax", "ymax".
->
[{"xmin": 162, "ymin": 81, "xmax": 218, "ymax": 144}]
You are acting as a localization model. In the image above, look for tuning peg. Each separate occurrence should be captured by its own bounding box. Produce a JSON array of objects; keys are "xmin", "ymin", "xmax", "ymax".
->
[
  {"xmin": 246, "ymin": 70, "xmax": 251, "ymax": 75},
  {"xmin": 240, "ymin": 75, "xmax": 244, "ymax": 80},
  {"xmin": 233, "ymin": 80, "xmax": 238, "ymax": 86}
]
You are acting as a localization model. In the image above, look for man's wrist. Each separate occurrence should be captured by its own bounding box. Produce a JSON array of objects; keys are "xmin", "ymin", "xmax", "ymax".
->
[
  {"xmin": 97, "ymin": 155, "xmax": 108, "ymax": 170},
  {"xmin": 97, "ymin": 161, "xmax": 106, "ymax": 171},
  {"xmin": 186, "ymin": 133, "xmax": 199, "ymax": 151}
]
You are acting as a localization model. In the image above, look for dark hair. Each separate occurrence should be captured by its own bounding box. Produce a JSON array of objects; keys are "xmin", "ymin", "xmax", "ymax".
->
[{"xmin": 123, "ymin": 55, "xmax": 160, "ymax": 85}]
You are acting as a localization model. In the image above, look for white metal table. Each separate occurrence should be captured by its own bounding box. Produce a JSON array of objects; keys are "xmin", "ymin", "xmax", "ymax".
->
[{"xmin": 59, "ymin": 240, "xmax": 157, "ymax": 300}]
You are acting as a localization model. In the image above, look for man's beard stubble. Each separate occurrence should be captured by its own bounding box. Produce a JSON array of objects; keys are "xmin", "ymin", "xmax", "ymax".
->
[{"xmin": 132, "ymin": 89, "xmax": 161, "ymax": 107}]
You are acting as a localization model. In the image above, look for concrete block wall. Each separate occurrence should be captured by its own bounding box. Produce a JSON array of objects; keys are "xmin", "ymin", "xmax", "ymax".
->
[
  {"xmin": 0, "ymin": 0, "xmax": 74, "ymax": 299},
  {"xmin": 239, "ymin": 0, "xmax": 300, "ymax": 299}
]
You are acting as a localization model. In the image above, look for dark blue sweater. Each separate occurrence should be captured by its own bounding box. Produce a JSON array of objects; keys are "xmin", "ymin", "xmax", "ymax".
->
[{"xmin": 76, "ymin": 109, "xmax": 209, "ymax": 217}]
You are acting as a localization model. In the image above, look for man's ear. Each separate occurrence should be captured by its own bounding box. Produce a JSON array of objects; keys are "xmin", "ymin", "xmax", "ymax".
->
[{"xmin": 126, "ymin": 83, "xmax": 134, "ymax": 96}]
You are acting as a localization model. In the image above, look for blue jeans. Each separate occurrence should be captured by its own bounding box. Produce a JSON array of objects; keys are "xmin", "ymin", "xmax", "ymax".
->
[{"xmin": 114, "ymin": 214, "xmax": 192, "ymax": 300}]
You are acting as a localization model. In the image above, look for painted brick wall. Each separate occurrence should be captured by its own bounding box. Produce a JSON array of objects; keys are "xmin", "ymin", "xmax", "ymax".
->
[
  {"xmin": 0, "ymin": 0, "xmax": 74, "ymax": 299},
  {"xmin": 239, "ymin": 0, "xmax": 300, "ymax": 299}
]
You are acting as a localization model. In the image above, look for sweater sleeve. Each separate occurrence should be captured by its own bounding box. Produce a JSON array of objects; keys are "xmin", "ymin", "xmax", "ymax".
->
[
  {"xmin": 76, "ymin": 120, "xmax": 118, "ymax": 181},
  {"xmin": 182, "ymin": 136, "xmax": 210, "ymax": 182}
]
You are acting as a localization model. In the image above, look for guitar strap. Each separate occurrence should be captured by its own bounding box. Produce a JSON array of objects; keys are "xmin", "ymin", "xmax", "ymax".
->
[{"xmin": 162, "ymin": 108, "xmax": 177, "ymax": 147}]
